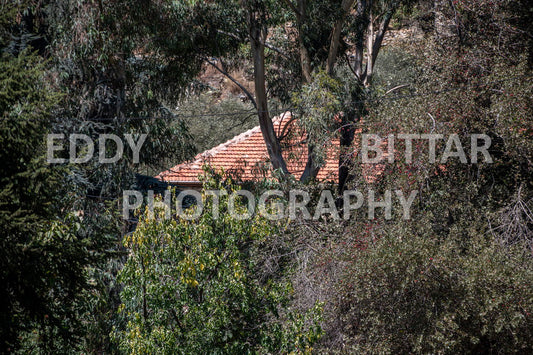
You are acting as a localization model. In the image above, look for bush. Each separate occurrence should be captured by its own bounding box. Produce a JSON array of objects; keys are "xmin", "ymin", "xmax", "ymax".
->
[
  {"xmin": 113, "ymin": 175, "xmax": 322, "ymax": 354},
  {"xmin": 337, "ymin": 232, "xmax": 533, "ymax": 354}
]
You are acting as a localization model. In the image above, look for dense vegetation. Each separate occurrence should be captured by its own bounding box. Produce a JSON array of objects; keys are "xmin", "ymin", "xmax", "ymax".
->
[{"xmin": 1, "ymin": 0, "xmax": 531, "ymax": 353}]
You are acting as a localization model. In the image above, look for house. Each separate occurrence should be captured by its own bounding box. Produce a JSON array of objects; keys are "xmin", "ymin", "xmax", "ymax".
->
[{"xmin": 157, "ymin": 112, "xmax": 381, "ymax": 188}]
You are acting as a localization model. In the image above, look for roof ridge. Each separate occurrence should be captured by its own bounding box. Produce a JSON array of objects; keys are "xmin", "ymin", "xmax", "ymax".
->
[
  {"xmin": 160, "ymin": 111, "xmax": 292, "ymax": 176},
  {"xmin": 198, "ymin": 111, "xmax": 292, "ymax": 159},
  {"xmin": 202, "ymin": 124, "xmax": 262, "ymax": 158}
]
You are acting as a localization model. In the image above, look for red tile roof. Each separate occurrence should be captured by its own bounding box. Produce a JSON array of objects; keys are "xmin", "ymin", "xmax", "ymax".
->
[{"xmin": 158, "ymin": 112, "xmax": 381, "ymax": 186}]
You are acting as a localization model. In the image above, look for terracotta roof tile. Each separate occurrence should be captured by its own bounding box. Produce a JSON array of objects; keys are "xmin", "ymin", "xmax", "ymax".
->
[{"xmin": 158, "ymin": 112, "xmax": 383, "ymax": 185}]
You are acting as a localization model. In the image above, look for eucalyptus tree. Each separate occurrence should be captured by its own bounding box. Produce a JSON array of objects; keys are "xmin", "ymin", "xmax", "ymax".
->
[
  {"xmin": 207, "ymin": 0, "xmax": 416, "ymax": 188},
  {"xmin": 281, "ymin": 0, "xmax": 416, "ymax": 188},
  {"xmin": 43, "ymin": 0, "xmax": 245, "ymax": 350}
]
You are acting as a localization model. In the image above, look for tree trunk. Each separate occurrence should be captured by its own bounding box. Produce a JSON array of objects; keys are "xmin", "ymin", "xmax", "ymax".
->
[
  {"xmin": 338, "ymin": 1, "xmax": 394, "ymax": 192},
  {"xmin": 294, "ymin": 0, "xmax": 320, "ymax": 182},
  {"xmin": 337, "ymin": 1, "xmax": 367, "ymax": 193},
  {"xmin": 296, "ymin": 0, "xmax": 312, "ymax": 83},
  {"xmin": 249, "ymin": 10, "xmax": 289, "ymax": 174},
  {"xmin": 300, "ymin": 144, "xmax": 320, "ymax": 182},
  {"xmin": 338, "ymin": 110, "xmax": 361, "ymax": 193},
  {"xmin": 326, "ymin": 0, "xmax": 356, "ymax": 75},
  {"xmin": 364, "ymin": 11, "xmax": 393, "ymax": 86}
]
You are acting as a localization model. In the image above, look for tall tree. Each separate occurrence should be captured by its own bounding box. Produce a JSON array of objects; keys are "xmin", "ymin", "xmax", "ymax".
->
[
  {"xmin": 0, "ymin": 2, "xmax": 87, "ymax": 351},
  {"xmin": 245, "ymin": 0, "xmax": 290, "ymax": 173},
  {"xmin": 1, "ymin": 0, "xmax": 212, "ymax": 351},
  {"xmin": 208, "ymin": 0, "xmax": 413, "ymax": 187},
  {"xmin": 42, "ymin": 0, "xmax": 204, "ymax": 350}
]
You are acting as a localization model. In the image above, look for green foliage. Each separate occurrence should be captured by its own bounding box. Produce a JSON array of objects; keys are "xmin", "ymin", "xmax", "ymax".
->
[
  {"xmin": 337, "ymin": 233, "xmax": 533, "ymax": 354},
  {"xmin": 286, "ymin": 2, "xmax": 533, "ymax": 352},
  {"xmin": 0, "ymin": 45, "xmax": 90, "ymax": 352},
  {"xmin": 114, "ymin": 174, "xmax": 322, "ymax": 354},
  {"xmin": 292, "ymin": 70, "xmax": 344, "ymax": 166},
  {"xmin": 364, "ymin": 0, "xmax": 532, "ymax": 208},
  {"xmin": 372, "ymin": 47, "xmax": 417, "ymax": 91},
  {"xmin": 1, "ymin": 1, "xmax": 200, "ymax": 351},
  {"xmin": 1, "ymin": 0, "xmax": 531, "ymax": 353}
]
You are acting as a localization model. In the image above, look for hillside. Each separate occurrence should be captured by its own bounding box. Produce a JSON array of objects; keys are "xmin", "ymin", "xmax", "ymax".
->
[{"xmin": 1, "ymin": 0, "xmax": 531, "ymax": 353}]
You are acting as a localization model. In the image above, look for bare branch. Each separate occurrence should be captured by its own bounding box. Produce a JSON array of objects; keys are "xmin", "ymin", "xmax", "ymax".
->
[
  {"xmin": 427, "ymin": 112, "xmax": 436, "ymax": 133},
  {"xmin": 203, "ymin": 57, "xmax": 257, "ymax": 109},
  {"xmin": 216, "ymin": 29, "xmax": 243, "ymax": 41},
  {"xmin": 276, "ymin": 113, "xmax": 298, "ymax": 141},
  {"xmin": 344, "ymin": 52, "xmax": 360, "ymax": 80},
  {"xmin": 385, "ymin": 84, "xmax": 410, "ymax": 95},
  {"xmin": 264, "ymin": 42, "xmax": 290, "ymax": 60},
  {"xmin": 217, "ymin": 29, "xmax": 289, "ymax": 59}
]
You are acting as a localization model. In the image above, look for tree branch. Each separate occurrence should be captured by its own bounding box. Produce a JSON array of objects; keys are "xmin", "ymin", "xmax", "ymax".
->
[
  {"xmin": 217, "ymin": 29, "xmax": 289, "ymax": 59},
  {"xmin": 370, "ymin": 11, "xmax": 393, "ymax": 73},
  {"xmin": 281, "ymin": 0, "xmax": 300, "ymax": 17},
  {"xmin": 326, "ymin": 0, "xmax": 356, "ymax": 75},
  {"xmin": 203, "ymin": 57, "xmax": 257, "ymax": 109},
  {"xmin": 385, "ymin": 84, "xmax": 410, "ymax": 95},
  {"xmin": 344, "ymin": 52, "xmax": 359, "ymax": 79},
  {"xmin": 264, "ymin": 42, "xmax": 290, "ymax": 60},
  {"xmin": 216, "ymin": 29, "xmax": 244, "ymax": 41},
  {"xmin": 276, "ymin": 113, "xmax": 298, "ymax": 141}
]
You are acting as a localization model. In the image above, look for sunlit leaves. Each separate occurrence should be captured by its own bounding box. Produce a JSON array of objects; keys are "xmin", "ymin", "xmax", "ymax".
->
[{"xmin": 115, "ymin": 175, "xmax": 322, "ymax": 353}]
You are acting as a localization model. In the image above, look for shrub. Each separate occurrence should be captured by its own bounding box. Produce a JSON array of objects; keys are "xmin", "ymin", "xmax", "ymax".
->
[
  {"xmin": 113, "ymin": 175, "xmax": 322, "ymax": 354},
  {"xmin": 337, "ymin": 232, "xmax": 533, "ymax": 354}
]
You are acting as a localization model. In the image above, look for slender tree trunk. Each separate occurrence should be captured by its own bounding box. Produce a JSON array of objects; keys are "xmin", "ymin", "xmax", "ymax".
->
[
  {"xmin": 352, "ymin": 0, "xmax": 368, "ymax": 80},
  {"xmin": 296, "ymin": 0, "xmax": 312, "ymax": 83},
  {"xmin": 300, "ymin": 144, "xmax": 320, "ymax": 182},
  {"xmin": 338, "ymin": 2, "xmax": 394, "ymax": 192},
  {"xmin": 294, "ymin": 0, "xmax": 320, "ymax": 182},
  {"xmin": 337, "ymin": 1, "xmax": 365, "ymax": 193},
  {"xmin": 249, "ymin": 10, "xmax": 289, "ymax": 174},
  {"xmin": 326, "ymin": 0, "xmax": 356, "ymax": 75},
  {"xmin": 298, "ymin": 37, "xmax": 312, "ymax": 83},
  {"xmin": 365, "ymin": 14, "xmax": 374, "ymax": 84},
  {"xmin": 364, "ymin": 11, "xmax": 393, "ymax": 86},
  {"xmin": 302, "ymin": 0, "xmax": 357, "ymax": 181}
]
